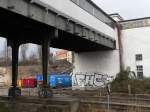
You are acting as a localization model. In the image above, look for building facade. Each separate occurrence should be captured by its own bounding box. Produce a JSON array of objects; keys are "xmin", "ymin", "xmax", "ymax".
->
[
  {"xmin": 120, "ymin": 17, "xmax": 150, "ymax": 78},
  {"xmin": 55, "ymin": 50, "xmax": 73, "ymax": 63},
  {"xmin": 107, "ymin": 13, "xmax": 150, "ymax": 79}
]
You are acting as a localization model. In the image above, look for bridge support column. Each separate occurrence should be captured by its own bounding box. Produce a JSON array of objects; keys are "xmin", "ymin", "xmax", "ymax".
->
[
  {"xmin": 8, "ymin": 42, "xmax": 21, "ymax": 97},
  {"xmin": 39, "ymin": 34, "xmax": 52, "ymax": 98},
  {"xmin": 42, "ymin": 37, "xmax": 49, "ymax": 87}
]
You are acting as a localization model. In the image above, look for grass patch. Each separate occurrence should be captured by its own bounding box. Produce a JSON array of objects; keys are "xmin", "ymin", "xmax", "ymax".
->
[{"xmin": 0, "ymin": 103, "xmax": 9, "ymax": 112}]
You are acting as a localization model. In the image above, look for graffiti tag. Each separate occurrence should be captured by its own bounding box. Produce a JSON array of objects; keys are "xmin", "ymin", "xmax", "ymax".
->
[{"xmin": 72, "ymin": 72, "xmax": 113, "ymax": 88}]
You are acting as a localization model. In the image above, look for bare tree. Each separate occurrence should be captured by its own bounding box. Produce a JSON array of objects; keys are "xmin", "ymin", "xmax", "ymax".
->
[
  {"xmin": 29, "ymin": 52, "xmax": 37, "ymax": 61},
  {"xmin": 3, "ymin": 40, "xmax": 8, "ymax": 67},
  {"xmin": 37, "ymin": 45, "xmax": 42, "ymax": 63},
  {"xmin": 0, "ymin": 39, "xmax": 7, "ymax": 66},
  {"xmin": 7, "ymin": 47, "xmax": 12, "ymax": 62},
  {"xmin": 29, "ymin": 52, "xmax": 38, "ymax": 65},
  {"xmin": 0, "ymin": 39, "xmax": 7, "ymax": 58},
  {"xmin": 3, "ymin": 40, "xmax": 7, "ymax": 58},
  {"xmin": 20, "ymin": 44, "xmax": 28, "ymax": 62},
  {"xmin": 6, "ymin": 46, "xmax": 12, "ymax": 66}
]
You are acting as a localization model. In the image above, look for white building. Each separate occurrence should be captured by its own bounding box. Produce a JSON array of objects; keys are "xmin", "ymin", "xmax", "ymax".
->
[{"xmin": 120, "ymin": 16, "xmax": 150, "ymax": 78}]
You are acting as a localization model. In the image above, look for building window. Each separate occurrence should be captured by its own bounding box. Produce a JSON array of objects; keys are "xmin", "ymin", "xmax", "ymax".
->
[
  {"xmin": 136, "ymin": 65, "xmax": 143, "ymax": 79},
  {"xmin": 136, "ymin": 54, "xmax": 143, "ymax": 61}
]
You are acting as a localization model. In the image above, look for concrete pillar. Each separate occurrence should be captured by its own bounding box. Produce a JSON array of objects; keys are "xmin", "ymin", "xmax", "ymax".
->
[
  {"xmin": 42, "ymin": 37, "xmax": 50, "ymax": 87},
  {"xmin": 39, "ymin": 34, "xmax": 53, "ymax": 98},
  {"xmin": 12, "ymin": 43, "xmax": 19, "ymax": 87},
  {"xmin": 8, "ymin": 42, "xmax": 21, "ymax": 97}
]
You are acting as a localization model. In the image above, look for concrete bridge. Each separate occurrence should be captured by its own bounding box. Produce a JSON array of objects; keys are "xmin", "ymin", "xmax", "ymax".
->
[{"xmin": 0, "ymin": 0, "xmax": 118, "ymax": 96}]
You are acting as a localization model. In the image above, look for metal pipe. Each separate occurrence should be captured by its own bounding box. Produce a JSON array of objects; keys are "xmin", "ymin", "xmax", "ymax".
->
[{"xmin": 116, "ymin": 23, "xmax": 124, "ymax": 71}]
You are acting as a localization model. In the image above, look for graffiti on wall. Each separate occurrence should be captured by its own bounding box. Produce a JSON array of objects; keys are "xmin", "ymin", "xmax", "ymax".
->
[{"xmin": 72, "ymin": 72, "xmax": 114, "ymax": 87}]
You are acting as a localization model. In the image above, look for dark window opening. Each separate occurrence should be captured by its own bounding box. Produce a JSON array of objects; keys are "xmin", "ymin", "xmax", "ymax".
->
[
  {"xmin": 136, "ymin": 65, "xmax": 143, "ymax": 79},
  {"xmin": 136, "ymin": 54, "xmax": 143, "ymax": 61},
  {"xmin": 137, "ymin": 72, "xmax": 143, "ymax": 79}
]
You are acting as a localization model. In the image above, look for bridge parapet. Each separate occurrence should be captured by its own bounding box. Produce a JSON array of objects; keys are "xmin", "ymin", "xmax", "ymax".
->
[{"xmin": 71, "ymin": 0, "xmax": 115, "ymax": 28}]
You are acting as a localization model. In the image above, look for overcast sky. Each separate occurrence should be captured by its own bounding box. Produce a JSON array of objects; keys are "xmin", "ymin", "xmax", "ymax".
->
[{"xmin": 92, "ymin": 0, "xmax": 150, "ymax": 20}]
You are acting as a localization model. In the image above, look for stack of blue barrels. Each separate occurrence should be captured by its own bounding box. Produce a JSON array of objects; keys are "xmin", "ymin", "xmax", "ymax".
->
[{"xmin": 36, "ymin": 74, "xmax": 72, "ymax": 88}]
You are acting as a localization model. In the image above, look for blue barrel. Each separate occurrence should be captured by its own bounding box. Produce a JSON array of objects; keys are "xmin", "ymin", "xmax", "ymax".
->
[
  {"xmin": 36, "ymin": 74, "xmax": 72, "ymax": 88},
  {"xmin": 36, "ymin": 74, "xmax": 43, "ymax": 81}
]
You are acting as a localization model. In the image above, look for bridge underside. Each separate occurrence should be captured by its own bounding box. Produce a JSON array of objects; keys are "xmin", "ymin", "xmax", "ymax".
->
[
  {"xmin": 0, "ymin": 0, "xmax": 116, "ymax": 97},
  {"xmin": 0, "ymin": 7, "xmax": 113, "ymax": 52}
]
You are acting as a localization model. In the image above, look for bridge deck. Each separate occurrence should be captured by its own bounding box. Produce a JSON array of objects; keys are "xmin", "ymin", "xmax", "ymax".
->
[{"xmin": 0, "ymin": 0, "xmax": 116, "ymax": 51}]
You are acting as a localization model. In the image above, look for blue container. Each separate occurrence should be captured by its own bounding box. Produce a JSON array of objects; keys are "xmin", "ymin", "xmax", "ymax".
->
[
  {"xmin": 37, "ymin": 74, "xmax": 43, "ymax": 81},
  {"xmin": 36, "ymin": 74, "xmax": 72, "ymax": 88}
]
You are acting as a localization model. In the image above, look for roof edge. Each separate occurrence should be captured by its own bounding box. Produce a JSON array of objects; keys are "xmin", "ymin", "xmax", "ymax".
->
[{"xmin": 120, "ymin": 16, "xmax": 150, "ymax": 23}]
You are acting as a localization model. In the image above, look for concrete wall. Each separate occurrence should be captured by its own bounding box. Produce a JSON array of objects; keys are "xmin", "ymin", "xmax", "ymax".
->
[
  {"xmin": 73, "ymin": 50, "xmax": 120, "ymax": 76},
  {"xmin": 39, "ymin": 0, "xmax": 116, "ymax": 39},
  {"xmin": 73, "ymin": 28, "xmax": 120, "ymax": 89},
  {"xmin": 122, "ymin": 26, "xmax": 150, "ymax": 77}
]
